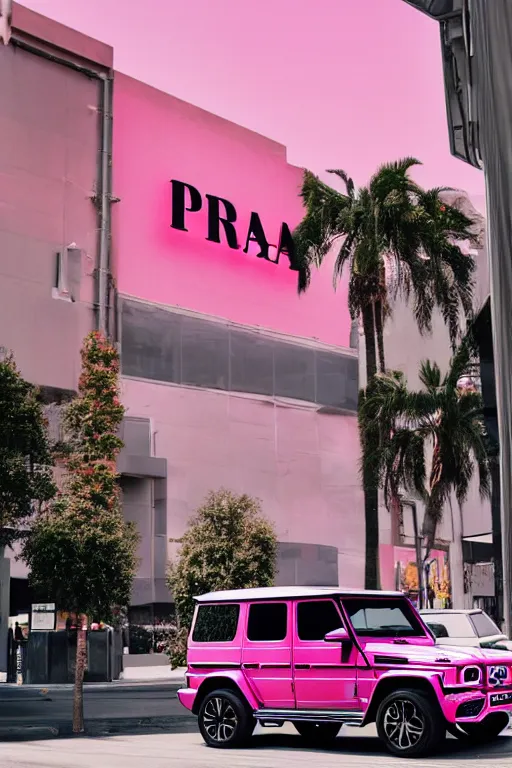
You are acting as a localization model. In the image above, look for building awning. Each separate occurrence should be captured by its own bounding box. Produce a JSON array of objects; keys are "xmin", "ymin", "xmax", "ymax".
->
[{"xmin": 463, "ymin": 533, "xmax": 493, "ymax": 545}]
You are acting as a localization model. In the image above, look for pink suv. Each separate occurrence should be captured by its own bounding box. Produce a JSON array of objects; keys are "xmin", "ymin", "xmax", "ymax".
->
[{"xmin": 177, "ymin": 587, "xmax": 512, "ymax": 758}]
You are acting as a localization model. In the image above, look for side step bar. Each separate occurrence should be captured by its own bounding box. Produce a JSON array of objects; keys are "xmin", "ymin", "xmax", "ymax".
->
[{"xmin": 255, "ymin": 708, "xmax": 364, "ymax": 727}]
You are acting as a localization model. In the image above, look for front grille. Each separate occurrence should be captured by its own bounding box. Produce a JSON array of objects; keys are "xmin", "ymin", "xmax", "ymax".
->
[{"xmin": 456, "ymin": 698, "xmax": 486, "ymax": 719}]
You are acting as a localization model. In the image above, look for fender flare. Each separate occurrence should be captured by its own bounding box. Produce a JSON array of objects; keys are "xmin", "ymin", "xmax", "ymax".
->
[
  {"xmin": 363, "ymin": 670, "xmax": 444, "ymax": 724},
  {"xmin": 193, "ymin": 669, "xmax": 260, "ymax": 713}
]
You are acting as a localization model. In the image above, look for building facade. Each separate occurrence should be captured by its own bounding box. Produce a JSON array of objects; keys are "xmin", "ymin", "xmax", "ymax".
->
[
  {"xmin": 112, "ymin": 73, "xmax": 363, "ymax": 620},
  {"xmin": 0, "ymin": 4, "xmax": 114, "ymax": 674},
  {"xmin": 403, "ymin": 0, "xmax": 512, "ymax": 635},
  {"xmin": 1, "ymin": 6, "xmax": 364, "ymax": 641}
]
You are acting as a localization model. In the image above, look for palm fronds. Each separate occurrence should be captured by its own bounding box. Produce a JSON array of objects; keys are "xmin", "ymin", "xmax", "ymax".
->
[{"xmin": 360, "ymin": 339, "xmax": 490, "ymax": 556}]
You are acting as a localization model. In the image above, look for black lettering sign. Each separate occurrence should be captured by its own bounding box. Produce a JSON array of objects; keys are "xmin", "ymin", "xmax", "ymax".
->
[
  {"xmin": 169, "ymin": 180, "xmax": 298, "ymax": 271},
  {"xmin": 276, "ymin": 222, "xmax": 299, "ymax": 270},
  {"xmin": 243, "ymin": 212, "xmax": 270, "ymax": 261},
  {"xmin": 170, "ymin": 180, "xmax": 202, "ymax": 231},
  {"xmin": 205, "ymin": 194, "xmax": 238, "ymax": 249}
]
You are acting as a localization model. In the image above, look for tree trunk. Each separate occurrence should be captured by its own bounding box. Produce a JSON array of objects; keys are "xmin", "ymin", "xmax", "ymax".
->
[
  {"xmin": 72, "ymin": 622, "xmax": 87, "ymax": 734},
  {"xmin": 422, "ymin": 491, "xmax": 443, "ymax": 562},
  {"xmin": 360, "ymin": 303, "xmax": 380, "ymax": 589},
  {"xmin": 362, "ymin": 304, "xmax": 377, "ymax": 381},
  {"xmin": 374, "ymin": 299, "xmax": 386, "ymax": 373},
  {"xmin": 362, "ymin": 455, "xmax": 381, "ymax": 590}
]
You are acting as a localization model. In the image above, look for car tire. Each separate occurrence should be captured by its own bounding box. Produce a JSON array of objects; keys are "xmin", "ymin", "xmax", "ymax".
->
[
  {"xmin": 448, "ymin": 711, "xmax": 509, "ymax": 744},
  {"xmin": 293, "ymin": 721, "xmax": 341, "ymax": 743},
  {"xmin": 198, "ymin": 688, "xmax": 254, "ymax": 749},
  {"xmin": 376, "ymin": 689, "xmax": 445, "ymax": 758}
]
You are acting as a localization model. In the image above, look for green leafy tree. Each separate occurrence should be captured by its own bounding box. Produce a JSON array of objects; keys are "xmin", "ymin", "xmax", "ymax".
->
[
  {"xmin": 0, "ymin": 354, "xmax": 55, "ymax": 545},
  {"xmin": 293, "ymin": 159, "xmax": 477, "ymax": 589},
  {"xmin": 167, "ymin": 489, "xmax": 277, "ymax": 666},
  {"xmin": 23, "ymin": 332, "xmax": 139, "ymax": 734},
  {"xmin": 359, "ymin": 334, "xmax": 490, "ymax": 561}
]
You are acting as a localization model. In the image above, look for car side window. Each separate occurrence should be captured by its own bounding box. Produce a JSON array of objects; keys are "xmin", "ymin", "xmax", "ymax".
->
[
  {"xmin": 297, "ymin": 600, "xmax": 344, "ymax": 641},
  {"xmin": 247, "ymin": 602, "xmax": 287, "ymax": 642},
  {"xmin": 192, "ymin": 604, "xmax": 240, "ymax": 643}
]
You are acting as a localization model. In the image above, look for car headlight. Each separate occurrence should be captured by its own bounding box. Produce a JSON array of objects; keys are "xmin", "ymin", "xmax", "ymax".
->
[
  {"xmin": 487, "ymin": 665, "xmax": 510, "ymax": 687},
  {"xmin": 461, "ymin": 665, "xmax": 482, "ymax": 685}
]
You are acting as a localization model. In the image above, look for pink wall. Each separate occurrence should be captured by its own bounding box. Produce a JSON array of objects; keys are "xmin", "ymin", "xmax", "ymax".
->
[
  {"xmin": 122, "ymin": 378, "xmax": 365, "ymax": 587},
  {"xmin": 112, "ymin": 74, "xmax": 351, "ymax": 348}
]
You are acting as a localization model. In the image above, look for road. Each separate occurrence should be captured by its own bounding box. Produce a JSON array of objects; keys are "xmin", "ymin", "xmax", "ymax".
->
[
  {"xmin": 0, "ymin": 682, "xmax": 195, "ymax": 735},
  {"xmin": 1, "ymin": 726, "xmax": 512, "ymax": 768},
  {"xmin": 1, "ymin": 685, "xmax": 512, "ymax": 765}
]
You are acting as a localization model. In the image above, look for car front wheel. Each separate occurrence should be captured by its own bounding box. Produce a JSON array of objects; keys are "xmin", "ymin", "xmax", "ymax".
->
[
  {"xmin": 376, "ymin": 689, "xmax": 445, "ymax": 758},
  {"xmin": 198, "ymin": 689, "xmax": 254, "ymax": 749}
]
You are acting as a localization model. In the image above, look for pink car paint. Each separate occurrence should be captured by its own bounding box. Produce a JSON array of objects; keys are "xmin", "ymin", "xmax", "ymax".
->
[{"xmin": 178, "ymin": 587, "xmax": 512, "ymax": 757}]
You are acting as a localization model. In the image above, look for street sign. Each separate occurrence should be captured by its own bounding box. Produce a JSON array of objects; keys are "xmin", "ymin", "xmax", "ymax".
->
[{"xmin": 31, "ymin": 603, "xmax": 56, "ymax": 631}]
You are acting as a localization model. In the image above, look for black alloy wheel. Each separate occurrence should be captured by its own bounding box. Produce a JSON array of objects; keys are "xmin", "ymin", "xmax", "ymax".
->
[
  {"xmin": 198, "ymin": 688, "xmax": 254, "ymax": 748},
  {"xmin": 376, "ymin": 689, "xmax": 445, "ymax": 758}
]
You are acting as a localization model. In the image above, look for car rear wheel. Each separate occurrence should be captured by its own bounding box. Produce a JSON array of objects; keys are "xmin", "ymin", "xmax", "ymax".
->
[
  {"xmin": 376, "ymin": 689, "xmax": 445, "ymax": 758},
  {"xmin": 448, "ymin": 712, "xmax": 509, "ymax": 744},
  {"xmin": 293, "ymin": 721, "xmax": 341, "ymax": 743},
  {"xmin": 198, "ymin": 689, "xmax": 254, "ymax": 749}
]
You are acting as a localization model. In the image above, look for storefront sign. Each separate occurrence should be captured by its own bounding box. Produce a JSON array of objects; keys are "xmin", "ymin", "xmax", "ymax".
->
[
  {"xmin": 31, "ymin": 603, "xmax": 56, "ymax": 631},
  {"xmin": 170, "ymin": 180, "xmax": 300, "ymax": 271}
]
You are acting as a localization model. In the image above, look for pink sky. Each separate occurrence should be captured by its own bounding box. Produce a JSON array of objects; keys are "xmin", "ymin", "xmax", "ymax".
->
[{"xmin": 20, "ymin": 0, "xmax": 484, "ymax": 201}]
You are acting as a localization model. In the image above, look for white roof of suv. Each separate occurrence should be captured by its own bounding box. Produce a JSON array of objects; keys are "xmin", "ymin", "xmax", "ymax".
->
[
  {"xmin": 195, "ymin": 586, "xmax": 404, "ymax": 603},
  {"xmin": 421, "ymin": 609, "xmax": 484, "ymax": 615}
]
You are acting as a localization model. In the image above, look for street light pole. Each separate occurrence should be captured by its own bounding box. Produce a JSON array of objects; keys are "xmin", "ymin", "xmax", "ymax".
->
[
  {"xmin": 401, "ymin": 499, "xmax": 424, "ymax": 609},
  {"xmin": 470, "ymin": 0, "xmax": 512, "ymax": 637}
]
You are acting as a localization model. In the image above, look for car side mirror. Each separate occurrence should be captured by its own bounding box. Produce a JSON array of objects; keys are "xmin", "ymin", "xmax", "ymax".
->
[{"xmin": 324, "ymin": 627, "xmax": 350, "ymax": 643}]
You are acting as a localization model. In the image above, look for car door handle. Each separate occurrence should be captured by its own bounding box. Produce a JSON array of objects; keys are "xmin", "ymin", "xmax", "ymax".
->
[{"xmin": 295, "ymin": 664, "xmax": 310, "ymax": 669}]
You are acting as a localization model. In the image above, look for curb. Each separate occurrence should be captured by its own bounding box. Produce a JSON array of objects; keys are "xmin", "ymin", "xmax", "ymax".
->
[
  {"xmin": 1, "ymin": 679, "xmax": 183, "ymax": 692},
  {"xmin": 0, "ymin": 726, "xmax": 60, "ymax": 741}
]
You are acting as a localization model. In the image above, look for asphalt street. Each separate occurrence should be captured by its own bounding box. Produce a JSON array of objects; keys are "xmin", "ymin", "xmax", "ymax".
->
[
  {"xmin": 2, "ymin": 685, "xmax": 512, "ymax": 766},
  {"xmin": 1, "ymin": 726, "xmax": 512, "ymax": 768},
  {"xmin": 0, "ymin": 682, "xmax": 194, "ymax": 736}
]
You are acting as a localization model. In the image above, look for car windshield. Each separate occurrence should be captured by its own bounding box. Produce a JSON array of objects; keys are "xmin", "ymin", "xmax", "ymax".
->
[{"xmin": 342, "ymin": 598, "xmax": 427, "ymax": 638}]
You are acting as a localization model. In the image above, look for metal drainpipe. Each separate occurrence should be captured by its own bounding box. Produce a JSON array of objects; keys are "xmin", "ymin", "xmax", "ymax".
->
[{"xmin": 97, "ymin": 74, "xmax": 113, "ymax": 337}]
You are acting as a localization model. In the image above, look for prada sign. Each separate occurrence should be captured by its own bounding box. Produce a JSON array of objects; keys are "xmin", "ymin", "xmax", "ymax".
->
[{"xmin": 170, "ymin": 180, "xmax": 299, "ymax": 271}]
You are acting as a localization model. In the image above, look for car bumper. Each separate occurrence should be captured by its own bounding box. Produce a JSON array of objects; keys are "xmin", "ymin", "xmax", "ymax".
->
[
  {"xmin": 177, "ymin": 687, "xmax": 197, "ymax": 713},
  {"xmin": 444, "ymin": 690, "xmax": 512, "ymax": 723}
]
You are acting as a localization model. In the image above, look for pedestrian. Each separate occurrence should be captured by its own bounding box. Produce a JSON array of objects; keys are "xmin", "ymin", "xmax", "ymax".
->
[{"xmin": 14, "ymin": 622, "xmax": 24, "ymax": 643}]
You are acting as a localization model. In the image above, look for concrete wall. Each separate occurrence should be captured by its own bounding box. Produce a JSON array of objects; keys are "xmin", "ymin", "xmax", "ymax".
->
[
  {"xmin": 112, "ymin": 73, "xmax": 353, "ymax": 348},
  {"xmin": 0, "ymin": 41, "xmax": 102, "ymax": 390},
  {"xmin": 121, "ymin": 376, "xmax": 365, "ymax": 590},
  {"xmin": 0, "ymin": 554, "xmax": 10, "ymax": 678},
  {"xmin": 111, "ymin": 71, "xmax": 363, "ymax": 596}
]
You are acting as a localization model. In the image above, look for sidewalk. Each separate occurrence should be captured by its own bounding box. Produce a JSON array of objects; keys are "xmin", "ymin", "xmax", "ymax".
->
[
  {"xmin": 120, "ymin": 665, "xmax": 186, "ymax": 683},
  {"xmin": 0, "ymin": 667, "xmax": 186, "ymax": 690}
]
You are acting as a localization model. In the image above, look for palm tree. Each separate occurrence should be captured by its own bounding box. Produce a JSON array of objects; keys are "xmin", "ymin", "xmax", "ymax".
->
[
  {"xmin": 293, "ymin": 159, "xmax": 477, "ymax": 589},
  {"xmin": 359, "ymin": 335, "xmax": 491, "ymax": 562}
]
